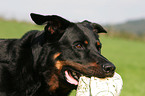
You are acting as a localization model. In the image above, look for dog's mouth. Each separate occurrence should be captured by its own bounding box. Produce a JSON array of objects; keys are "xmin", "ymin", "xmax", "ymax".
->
[{"xmin": 65, "ymin": 70, "xmax": 82, "ymax": 85}]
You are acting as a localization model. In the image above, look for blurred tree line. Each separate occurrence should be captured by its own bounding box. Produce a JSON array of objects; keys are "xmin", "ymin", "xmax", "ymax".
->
[{"xmin": 104, "ymin": 19, "xmax": 145, "ymax": 41}]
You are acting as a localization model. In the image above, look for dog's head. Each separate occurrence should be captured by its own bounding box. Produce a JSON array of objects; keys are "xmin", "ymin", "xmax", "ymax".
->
[{"xmin": 30, "ymin": 13, "xmax": 115, "ymax": 91}]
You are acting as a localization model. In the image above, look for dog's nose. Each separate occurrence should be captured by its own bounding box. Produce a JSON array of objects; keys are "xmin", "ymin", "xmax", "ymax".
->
[{"xmin": 103, "ymin": 63, "xmax": 116, "ymax": 73}]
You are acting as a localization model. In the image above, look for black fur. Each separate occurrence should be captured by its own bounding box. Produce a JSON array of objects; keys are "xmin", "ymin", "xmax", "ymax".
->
[{"xmin": 0, "ymin": 13, "xmax": 115, "ymax": 96}]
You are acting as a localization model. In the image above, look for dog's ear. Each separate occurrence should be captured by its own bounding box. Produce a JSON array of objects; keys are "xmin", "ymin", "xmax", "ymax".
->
[
  {"xmin": 30, "ymin": 13, "xmax": 71, "ymax": 26},
  {"xmin": 82, "ymin": 20, "xmax": 107, "ymax": 33},
  {"xmin": 30, "ymin": 13, "xmax": 72, "ymax": 43},
  {"xmin": 30, "ymin": 13, "xmax": 48, "ymax": 25},
  {"xmin": 92, "ymin": 23, "xmax": 107, "ymax": 33}
]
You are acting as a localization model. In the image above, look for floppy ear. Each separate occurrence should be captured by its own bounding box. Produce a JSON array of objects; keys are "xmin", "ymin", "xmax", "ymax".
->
[
  {"xmin": 30, "ymin": 13, "xmax": 48, "ymax": 25},
  {"xmin": 82, "ymin": 20, "xmax": 107, "ymax": 33},
  {"xmin": 92, "ymin": 23, "xmax": 107, "ymax": 33},
  {"xmin": 30, "ymin": 13, "xmax": 71, "ymax": 43}
]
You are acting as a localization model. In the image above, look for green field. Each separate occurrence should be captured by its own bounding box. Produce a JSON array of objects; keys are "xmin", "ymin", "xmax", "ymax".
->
[{"xmin": 0, "ymin": 19, "xmax": 145, "ymax": 96}]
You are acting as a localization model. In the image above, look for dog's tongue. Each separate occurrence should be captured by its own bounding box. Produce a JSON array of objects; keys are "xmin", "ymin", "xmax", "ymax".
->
[{"xmin": 65, "ymin": 71, "xmax": 78, "ymax": 85}]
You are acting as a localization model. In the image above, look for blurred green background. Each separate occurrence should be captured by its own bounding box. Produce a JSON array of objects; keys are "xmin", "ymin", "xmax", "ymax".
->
[{"xmin": 0, "ymin": 19, "xmax": 145, "ymax": 96}]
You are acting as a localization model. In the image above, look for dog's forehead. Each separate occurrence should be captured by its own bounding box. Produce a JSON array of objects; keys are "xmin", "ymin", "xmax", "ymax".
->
[
  {"xmin": 59, "ymin": 23, "xmax": 99, "ymax": 44},
  {"xmin": 72, "ymin": 23, "xmax": 99, "ymax": 39},
  {"xmin": 76, "ymin": 23, "xmax": 97, "ymax": 37}
]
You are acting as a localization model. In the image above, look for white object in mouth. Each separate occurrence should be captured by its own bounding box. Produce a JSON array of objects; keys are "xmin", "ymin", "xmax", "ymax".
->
[
  {"xmin": 76, "ymin": 76, "xmax": 91, "ymax": 96},
  {"xmin": 76, "ymin": 72, "xmax": 123, "ymax": 96}
]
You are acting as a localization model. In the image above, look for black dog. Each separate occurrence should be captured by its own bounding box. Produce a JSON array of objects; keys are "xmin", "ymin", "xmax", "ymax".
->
[{"xmin": 0, "ymin": 13, "xmax": 115, "ymax": 96}]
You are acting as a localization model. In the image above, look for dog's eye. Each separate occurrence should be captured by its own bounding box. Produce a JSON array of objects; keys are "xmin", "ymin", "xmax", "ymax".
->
[
  {"xmin": 75, "ymin": 43, "xmax": 84, "ymax": 49},
  {"xmin": 96, "ymin": 41, "xmax": 102, "ymax": 51},
  {"xmin": 97, "ymin": 45, "xmax": 101, "ymax": 52},
  {"xmin": 97, "ymin": 46, "xmax": 101, "ymax": 51}
]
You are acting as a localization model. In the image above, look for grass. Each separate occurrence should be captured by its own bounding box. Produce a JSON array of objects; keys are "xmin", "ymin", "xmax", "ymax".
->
[
  {"xmin": 0, "ymin": 19, "xmax": 145, "ymax": 96},
  {"xmin": 0, "ymin": 18, "xmax": 43, "ymax": 38}
]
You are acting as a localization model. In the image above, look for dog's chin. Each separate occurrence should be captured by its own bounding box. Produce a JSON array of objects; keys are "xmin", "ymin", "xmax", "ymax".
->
[{"xmin": 64, "ymin": 70, "xmax": 83, "ymax": 86}]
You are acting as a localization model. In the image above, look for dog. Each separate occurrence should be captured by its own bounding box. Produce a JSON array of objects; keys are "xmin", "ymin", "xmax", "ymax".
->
[{"xmin": 0, "ymin": 13, "xmax": 115, "ymax": 96}]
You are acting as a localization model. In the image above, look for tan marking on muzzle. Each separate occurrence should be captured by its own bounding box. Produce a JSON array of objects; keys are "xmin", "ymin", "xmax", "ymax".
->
[
  {"xmin": 53, "ymin": 53, "xmax": 61, "ymax": 60},
  {"xmin": 54, "ymin": 53, "xmax": 64, "ymax": 70},
  {"xmin": 47, "ymin": 74, "xmax": 59, "ymax": 92},
  {"xmin": 55, "ymin": 60, "xmax": 64, "ymax": 70}
]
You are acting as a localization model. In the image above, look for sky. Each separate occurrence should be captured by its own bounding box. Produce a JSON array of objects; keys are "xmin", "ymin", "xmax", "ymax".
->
[{"xmin": 0, "ymin": 0, "xmax": 145, "ymax": 24}]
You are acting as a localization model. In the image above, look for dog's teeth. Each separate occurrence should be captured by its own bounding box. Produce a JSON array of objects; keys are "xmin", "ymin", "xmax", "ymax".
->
[{"xmin": 74, "ymin": 75, "xmax": 78, "ymax": 79}]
